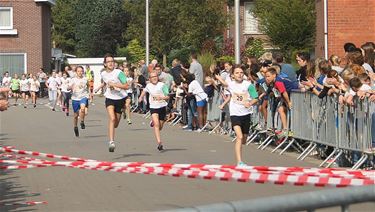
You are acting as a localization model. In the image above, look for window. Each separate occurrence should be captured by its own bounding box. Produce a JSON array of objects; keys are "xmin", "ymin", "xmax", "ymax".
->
[
  {"xmin": 0, "ymin": 53, "xmax": 27, "ymax": 76},
  {"xmin": 0, "ymin": 7, "xmax": 13, "ymax": 30},
  {"xmin": 244, "ymin": 2, "xmax": 261, "ymax": 34}
]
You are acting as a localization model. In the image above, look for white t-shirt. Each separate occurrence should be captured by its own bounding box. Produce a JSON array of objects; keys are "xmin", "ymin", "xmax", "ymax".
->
[
  {"xmin": 188, "ymin": 80, "xmax": 207, "ymax": 102},
  {"xmin": 29, "ymin": 79, "xmax": 40, "ymax": 92},
  {"xmin": 362, "ymin": 63, "xmax": 374, "ymax": 74},
  {"xmin": 227, "ymin": 80, "xmax": 258, "ymax": 116},
  {"xmin": 349, "ymin": 84, "xmax": 372, "ymax": 96},
  {"xmin": 2, "ymin": 76, "xmax": 11, "ymax": 87},
  {"xmin": 60, "ymin": 77, "xmax": 71, "ymax": 92},
  {"xmin": 20, "ymin": 79, "xmax": 30, "ymax": 91},
  {"xmin": 100, "ymin": 69, "xmax": 128, "ymax": 100},
  {"xmin": 126, "ymin": 77, "xmax": 133, "ymax": 94},
  {"xmin": 144, "ymin": 82, "xmax": 168, "ymax": 109},
  {"xmin": 70, "ymin": 77, "xmax": 89, "ymax": 101},
  {"xmin": 47, "ymin": 77, "xmax": 59, "ymax": 91}
]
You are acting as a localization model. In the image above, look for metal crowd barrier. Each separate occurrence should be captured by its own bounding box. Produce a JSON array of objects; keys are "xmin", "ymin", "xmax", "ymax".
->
[{"xmin": 290, "ymin": 91, "xmax": 374, "ymax": 169}]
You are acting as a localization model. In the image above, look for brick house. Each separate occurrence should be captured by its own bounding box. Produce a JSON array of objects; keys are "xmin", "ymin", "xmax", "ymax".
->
[
  {"xmin": 315, "ymin": 0, "xmax": 375, "ymax": 58},
  {"xmin": 228, "ymin": 0, "xmax": 375, "ymax": 59},
  {"xmin": 0, "ymin": 0, "xmax": 55, "ymax": 77}
]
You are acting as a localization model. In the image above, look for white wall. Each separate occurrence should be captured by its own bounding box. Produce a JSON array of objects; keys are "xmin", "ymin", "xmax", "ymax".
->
[{"xmin": 67, "ymin": 57, "xmax": 126, "ymax": 91}]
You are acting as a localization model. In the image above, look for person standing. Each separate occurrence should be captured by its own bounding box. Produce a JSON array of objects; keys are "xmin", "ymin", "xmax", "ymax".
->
[
  {"xmin": 189, "ymin": 53, "xmax": 204, "ymax": 87},
  {"xmin": 95, "ymin": 54, "xmax": 129, "ymax": 152},
  {"xmin": 70, "ymin": 66, "xmax": 89, "ymax": 137}
]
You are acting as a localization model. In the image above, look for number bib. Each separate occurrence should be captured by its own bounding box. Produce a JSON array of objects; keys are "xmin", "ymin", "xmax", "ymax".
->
[
  {"xmin": 150, "ymin": 93, "xmax": 165, "ymax": 104},
  {"xmin": 232, "ymin": 92, "xmax": 249, "ymax": 105}
]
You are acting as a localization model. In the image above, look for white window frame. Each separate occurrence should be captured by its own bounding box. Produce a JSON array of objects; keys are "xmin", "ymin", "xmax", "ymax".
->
[
  {"xmin": 243, "ymin": 2, "xmax": 261, "ymax": 35},
  {"xmin": 0, "ymin": 7, "xmax": 13, "ymax": 30},
  {"xmin": 0, "ymin": 53, "xmax": 27, "ymax": 74}
]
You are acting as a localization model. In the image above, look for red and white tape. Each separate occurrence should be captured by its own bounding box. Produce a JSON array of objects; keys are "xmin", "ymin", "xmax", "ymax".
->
[
  {"xmin": 0, "ymin": 201, "xmax": 47, "ymax": 206},
  {"xmin": 1, "ymin": 146, "xmax": 374, "ymax": 188}
]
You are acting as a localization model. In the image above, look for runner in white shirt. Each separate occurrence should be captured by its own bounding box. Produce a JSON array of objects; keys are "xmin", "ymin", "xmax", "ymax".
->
[
  {"xmin": 56, "ymin": 71, "xmax": 63, "ymax": 108},
  {"xmin": 69, "ymin": 66, "xmax": 89, "ymax": 137},
  {"xmin": 94, "ymin": 54, "xmax": 129, "ymax": 152},
  {"xmin": 218, "ymin": 65, "xmax": 259, "ymax": 166},
  {"xmin": 46, "ymin": 71, "xmax": 60, "ymax": 111},
  {"xmin": 2, "ymin": 72, "xmax": 11, "ymax": 101},
  {"xmin": 61, "ymin": 72, "xmax": 72, "ymax": 116},
  {"xmin": 138, "ymin": 70, "xmax": 170, "ymax": 152},
  {"xmin": 19, "ymin": 74, "xmax": 30, "ymax": 108},
  {"xmin": 29, "ymin": 74, "xmax": 40, "ymax": 108},
  {"xmin": 123, "ymin": 67, "xmax": 134, "ymax": 124}
]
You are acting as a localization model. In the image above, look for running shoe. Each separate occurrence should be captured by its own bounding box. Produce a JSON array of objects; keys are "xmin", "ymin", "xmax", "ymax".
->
[
  {"xmin": 24, "ymin": 105, "xmax": 26, "ymax": 108},
  {"xmin": 127, "ymin": 119, "xmax": 132, "ymax": 125},
  {"xmin": 33, "ymin": 104, "xmax": 36, "ymax": 108},
  {"xmin": 74, "ymin": 127, "xmax": 79, "ymax": 137},
  {"xmin": 109, "ymin": 141, "xmax": 115, "ymax": 152},
  {"xmin": 276, "ymin": 129, "xmax": 288, "ymax": 139},
  {"xmin": 66, "ymin": 112, "xmax": 69, "ymax": 116},
  {"xmin": 150, "ymin": 120, "xmax": 154, "ymax": 127},
  {"xmin": 52, "ymin": 108, "xmax": 55, "ymax": 111},
  {"xmin": 157, "ymin": 143, "xmax": 164, "ymax": 152},
  {"xmin": 237, "ymin": 161, "xmax": 247, "ymax": 167},
  {"xmin": 80, "ymin": 121, "xmax": 85, "ymax": 129}
]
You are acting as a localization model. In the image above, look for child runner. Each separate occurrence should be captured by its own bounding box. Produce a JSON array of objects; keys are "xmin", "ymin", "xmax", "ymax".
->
[
  {"xmin": 95, "ymin": 54, "xmax": 128, "ymax": 152},
  {"xmin": 61, "ymin": 71, "xmax": 72, "ymax": 116},
  {"xmin": 19, "ymin": 74, "xmax": 30, "ymax": 108},
  {"xmin": 10, "ymin": 73, "xmax": 21, "ymax": 106},
  {"xmin": 138, "ymin": 71, "xmax": 170, "ymax": 152},
  {"xmin": 70, "ymin": 66, "xmax": 89, "ymax": 137},
  {"xmin": 218, "ymin": 65, "xmax": 258, "ymax": 166},
  {"xmin": 123, "ymin": 66, "xmax": 134, "ymax": 124},
  {"xmin": 29, "ymin": 74, "xmax": 40, "ymax": 108},
  {"xmin": 2, "ymin": 72, "xmax": 11, "ymax": 101},
  {"xmin": 46, "ymin": 71, "xmax": 60, "ymax": 111}
]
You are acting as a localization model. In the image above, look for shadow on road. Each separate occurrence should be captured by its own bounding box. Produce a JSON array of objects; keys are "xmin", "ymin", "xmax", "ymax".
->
[
  {"xmin": 162, "ymin": 148, "xmax": 188, "ymax": 152},
  {"xmin": 113, "ymin": 153, "xmax": 151, "ymax": 160}
]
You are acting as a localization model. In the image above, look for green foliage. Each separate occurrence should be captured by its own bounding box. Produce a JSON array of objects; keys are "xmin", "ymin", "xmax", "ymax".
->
[
  {"xmin": 253, "ymin": 0, "xmax": 316, "ymax": 60},
  {"xmin": 217, "ymin": 55, "xmax": 235, "ymax": 64},
  {"xmin": 198, "ymin": 52, "xmax": 216, "ymax": 74},
  {"xmin": 52, "ymin": 0, "xmax": 78, "ymax": 54},
  {"xmin": 124, "ymin": 39, "xmax": 146, "ymax": 64},
  {"xmin": 168, "ymin": 48, "xmax": 192, "ymax": 65},
  {"xmin": 244, "ymin": 38, "xmax": 265, "ymax": 58}
]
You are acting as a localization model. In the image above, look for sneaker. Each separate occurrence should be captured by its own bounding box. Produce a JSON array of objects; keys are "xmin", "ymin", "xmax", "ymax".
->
[
  {"xmin": 52, "ymin": 108, "xmax": 55, "ymax": 111},
  {"xmin": 196, "ymin": 128, "xmax": 203, "ymax": 133},
  {"xmin": 109, "ymin": 141, "xmax": 115, "ymax": 152},
  {"xmin": 237, "ymin": 161, "xmax": 247, "ymax": 167},
  {"xmin": 182, "ymin": 125, "xmax": 189, "ymax": 129},
  {"xmin": 74, "ymin": 127, "xmax": 79, "ymax": 137},
  {"xmin": 66, "ymin": 112, "xmax": 69, "ymax": 116},
  {"xmin": 149, "ymin": 120, "xmax": 154, "ymax": 127},
  {"xmin": 157, "ymin": 143, "xmax": 164, "ymax": 152},
  {"xmin": 33, "ymin": 104, "xmax": 36, "ymax": 108},
  {"xmin": 276, "ymin": 129, "xmax": 288, "ymax": 139},
  {"xmin": 127, "ymin": 119, "xmax": 132, "ymax": 125},
  {"xmin": 183, "ymin": 128, "xmax": 193, "ymax": 132},
  {"xmin": 23, "ymin": 105, "xmax": 26, "ymax": 108},
  {"xmin": 80, "ymin": 121, "xmax": 85, "ymax": 129}
]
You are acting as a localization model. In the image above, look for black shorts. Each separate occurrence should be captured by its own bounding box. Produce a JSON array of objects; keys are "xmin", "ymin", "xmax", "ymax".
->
[
  {"xmin": 230, "ymin": 114, "xmax": 251, "ymax": 134},
  {"xmin": 150, "ymin": 107, "xmax": 167, "ymax": 121},
  {"xmin": 21, "ymin": 91, "xmax": 30, "ymax": 96},
  {"xmin": 105, "ymin": 98, "xmax": 126, "ymax": 114},
  {"xmin": 12, "ymin": 89, "xmax": 20, "ymax": 94}
]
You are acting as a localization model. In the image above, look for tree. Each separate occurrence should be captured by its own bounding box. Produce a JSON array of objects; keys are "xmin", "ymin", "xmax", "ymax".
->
[
  {"xmin": 253, "ymin": 0, "xmax": 316, "ymax": 60},
  {"xmin": 52, "ymin": 0, "xmax": 78, "ymax": 54},
  {"xmin": 75, "ymin": 0, "xmax": 127, "ymax": 57}
]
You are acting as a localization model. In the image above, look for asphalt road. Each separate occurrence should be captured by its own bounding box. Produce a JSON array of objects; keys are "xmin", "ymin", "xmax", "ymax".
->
[{"xmin": 0, "ymin": 97, "xmax": 373, "ymax": 211}]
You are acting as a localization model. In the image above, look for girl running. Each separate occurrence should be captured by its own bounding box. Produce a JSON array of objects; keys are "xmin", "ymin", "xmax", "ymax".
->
[
  {"xmin": 2, "ymin": 72, "xmax": 11, "ymax": 101},
  {"xmin": 218, "ymin": 65, "xmax": 258, "ymax": 166},
  {"xmin": 29, "ymin": 74, "xmax": 40, "ymax": 108},
  {"xmin": 61, "ymin": 72, "xmax": 72, "ymax": 116},
  {"xmin": 123, "ymin": 67, "xmax": 134, "ymax": 124},
  {"xmin": 10, "ymin": 73, "xmax": 21, "ymax": 106},
  {"xmin": 70, "ymin": 66, "xmax": 89, "ymax": 137},
  {"xmin": 138, "ymin": 71, "xmax": 169, "ymax": 151},
  {"xmin": 19, "ymin": 74, "xmax": 30, "ymax": 108},
  {"xmin": 95, "ymin": 54, "xmax": 128, "ymax": 152}
]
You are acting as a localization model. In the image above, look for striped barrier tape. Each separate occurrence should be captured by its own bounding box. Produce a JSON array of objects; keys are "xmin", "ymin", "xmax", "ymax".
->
[{"xmin": 0, "ymin": 201, "xmax": 47, "ymax": 206}]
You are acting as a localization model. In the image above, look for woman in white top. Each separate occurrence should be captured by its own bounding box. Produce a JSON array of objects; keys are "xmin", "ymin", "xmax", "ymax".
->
[
  {"xmin": 29, "ymin": 74, "xmax": 40, "ymax": 108},
  {"xmin": 2, "ymin": 72, "xmax": 11, "ymax": 101},
  {"xmin": 19, "ymin": 74, "xmax": 30, "ymax": 108},
  {"xmin": 46, "ymin": 71, "xmax": 60, "ymax": 111},
  {"xmin": 218, "ymin": 65, "xmax": 259, "ymax": 166},
  {"xmin": 123, "ymin": 66, "xmax": 134, "ymax": 125},
  {"xmin": 138, "ymin": 70, "xmax": 170, "ymax": 151},
  {"xmin": 95, "ymin": 54, "xmax": 129, "ymax": 152}
]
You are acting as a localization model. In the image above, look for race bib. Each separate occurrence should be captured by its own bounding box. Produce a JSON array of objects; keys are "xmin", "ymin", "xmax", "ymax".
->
[
  {"xmin": 272, "ymin": 88, "xmax": 281, "ymax": 98},
  {"xmin": 232, "ymin": 92, "xmax": 249, "ymax": 105},
  {"xmin": 150, "ymin": 93, "xmax": 165, "ymax": 104}
]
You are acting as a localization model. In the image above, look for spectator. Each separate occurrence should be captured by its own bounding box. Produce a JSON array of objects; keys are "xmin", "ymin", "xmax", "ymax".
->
[
  {"xmin": 170, "ymin": 59, "xmax": 182, "ymax": 85},
  {"xmin": 329, "ymin": 55, "xmax": 344, "ymax": 74},
  {"xmin": 272, "ymin": 52, "xmax": 298, "ymax": 82},
  {"xmin": 189, "ymin": 53, "xmax": 204, "ymax": 87},
  {"xmin": 360, "ymin": 42, "xmax": 375, "ymax": 73}
]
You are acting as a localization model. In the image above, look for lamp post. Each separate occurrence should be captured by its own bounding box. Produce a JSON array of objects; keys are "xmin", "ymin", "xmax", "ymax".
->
[
  {"xmin": 234, "ymin": 0, "xmax": 240, "ymax": 64},
  {"xmin": 146, "ymin": 0, "xmax": 149, "ymax": 65}
]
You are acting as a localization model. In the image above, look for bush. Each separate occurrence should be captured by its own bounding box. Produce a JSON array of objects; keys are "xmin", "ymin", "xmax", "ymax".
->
[
  {"xmin": 168, "ymin": 48, "xmax": 192, "ymax": 65},
  {"xmin": 217, "ymin": 55, "xmax": 235, "ymax": 64},
  {"xmin": 244, "ymin": 38, "xmax": 265, "ymax": 59},
  {"xmin": 198, "ymin": 52, "xmax": 216, "ymax": 74}
]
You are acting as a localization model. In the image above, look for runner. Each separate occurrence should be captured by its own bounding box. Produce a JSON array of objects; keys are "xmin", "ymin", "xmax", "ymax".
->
[
  {"xmin": 29, "ymin": 74, "xmax": 40, "ymax": 108},
  {"xmin": 123, "ymin": 66, "xmax": 134, "ymax": 124},
  {"xmin": 85, "ymin": 65, "xmax": 95, "ymax": 105},
  {"xmin": 94, "ymin": 54, "xmax": 128, "ymax": 152},
  {"xmin": 138, "ymin": 71, "xmax": 170, "ymax": 152},
  {"xmin": 1, "ymin": 72, "xmax": 11, "ymax": 101},
  {"xmin": 69, "ymin": 66, "xmax": 89, "ymax": 137},
  {"xmin": 61, "ymin": 71, "xmax": 72, "ymax": 116},
  {"xmin": 46, "ymin": 71, "xmax": 60, "ymax": 111},
  {"xmin": 19, "ymin": 74, "xmax": 30, "ymax": 108},
  {"xmin": 10, "ymin": 73, "xmax": 21, "ymax": 106},
  {"xmin": 218, "ymin": 65, "xmax": 258, "ymax": 166}
]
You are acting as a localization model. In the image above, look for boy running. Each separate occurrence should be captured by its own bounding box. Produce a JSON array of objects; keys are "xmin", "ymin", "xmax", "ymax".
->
[{"xmin": 138, "ymin": 71, "xmax": 170, "ymax": 151}]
